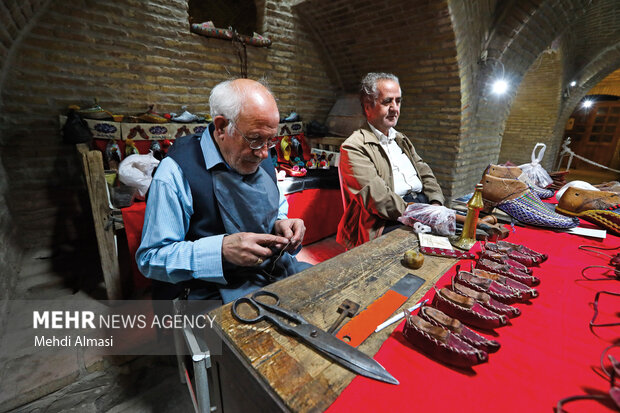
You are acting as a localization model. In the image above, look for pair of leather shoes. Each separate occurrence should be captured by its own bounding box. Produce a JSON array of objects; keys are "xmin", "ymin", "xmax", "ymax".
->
[
  {"xmin": 481, "ymin": 174, "xmax": 579, "ymax": 229},
  {"xmin": 452, "ymin": 279, "xmax": 521, "ymax": 318},
  {"xmin": 488, "ymin": 240, "xmax": 547, "ymax": 265},
  {"xmin": 418, "ymin": 305, "xmax": 500, "ymax": 353},
  {"xmin": 455, "ymin": 270, "xmax": 523, "ymax": 304},
  {"xmin": 402, "ymin": 309, "xmax": 488, "ymax": 368},
  {"xmin": 479, "ymin": 249, "xmax": 532, "ymax": 274},
  {"xmin": 556, "ymin": 187, "xmax": 620, "ymax": 235},
  {"xmin": 472, "ymin": 267, "xmax": 539, "ymax": 300},
  {"xmin": 476, "ymin": 258, "xmax": 540, "ymax": 286},
  {"xmin": 432, "ymin": 287, "xmax": 507, "ymax": 330}
]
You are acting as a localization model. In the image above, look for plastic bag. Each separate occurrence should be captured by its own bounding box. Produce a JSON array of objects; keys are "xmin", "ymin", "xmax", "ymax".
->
[
  {"xmin": 118, "ymin": 152, "xmax": 160, "ymax": 199},
  {"xmin": 398, "ymin": 204, "xmax": 456, "ymax": 236},
  {"xmin": 519, "ymin": 143, "xmax": 553, "ymax": 188}
]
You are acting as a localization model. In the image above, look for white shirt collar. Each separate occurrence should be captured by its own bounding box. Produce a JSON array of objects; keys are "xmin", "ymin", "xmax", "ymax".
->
[{"xmin": 368, "ymin": 122, "xmax": 396, "ymax": 144}]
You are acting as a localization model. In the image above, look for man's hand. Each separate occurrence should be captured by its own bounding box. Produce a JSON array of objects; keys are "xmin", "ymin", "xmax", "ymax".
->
[
  {"xmin": 274, "ymin": 218, "xmax": 306, "ymax": 251},
  {"xmin": 222, "ymin": 233, "xmax": 290, "ymax": 267}
]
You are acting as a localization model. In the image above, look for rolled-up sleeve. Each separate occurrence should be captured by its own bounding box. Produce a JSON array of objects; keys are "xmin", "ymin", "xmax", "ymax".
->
[{"xmin": 135, "ymin": 158, "xmax": 227, "ymax": 285}]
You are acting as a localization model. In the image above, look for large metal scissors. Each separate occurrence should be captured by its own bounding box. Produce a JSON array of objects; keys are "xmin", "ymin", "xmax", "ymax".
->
[{"xmin": 232, "ymin": 290, "xmax": 398, "ymax": 384}]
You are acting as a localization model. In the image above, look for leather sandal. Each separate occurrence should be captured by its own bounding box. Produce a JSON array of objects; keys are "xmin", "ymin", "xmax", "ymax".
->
[
  {"xmin": 402, "ymin": 310, "xmax": 488, "ymax": 368},
  {"xmin": 432, "ymin": 287, "xmax": 507, "ymax": 330},
  {"xmin": 418, "ymin": 305, "xmax": 500, "ymax": 353}
]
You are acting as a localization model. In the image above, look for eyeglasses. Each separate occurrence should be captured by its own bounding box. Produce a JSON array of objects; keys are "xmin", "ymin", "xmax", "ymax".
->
[{"xmin": 231, "ymin": 122, "xmax": 278, "ymax": 150}]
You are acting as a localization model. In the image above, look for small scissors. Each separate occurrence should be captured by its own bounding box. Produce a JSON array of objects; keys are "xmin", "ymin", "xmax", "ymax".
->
[{"xmin": 232, "ymin": 290, "xmax": 398, "ymax": 384}]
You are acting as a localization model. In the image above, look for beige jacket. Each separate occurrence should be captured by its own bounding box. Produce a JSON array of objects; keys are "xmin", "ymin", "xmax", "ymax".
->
[{"xmin": 337, "ymin": 126, "xmax": 444, "ymax": 249}]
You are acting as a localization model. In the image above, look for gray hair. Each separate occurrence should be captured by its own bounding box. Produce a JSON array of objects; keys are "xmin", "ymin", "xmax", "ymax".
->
[
  {"xmin": 360, "ymin": 72, "xmax": 400, "ymax": 108},
  {"xmin": 209, "ymin": 78, "xmax": 274, "ymax": 134}
]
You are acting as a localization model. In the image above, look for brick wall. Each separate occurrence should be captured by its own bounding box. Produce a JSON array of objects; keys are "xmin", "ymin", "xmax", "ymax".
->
[
  {"xmin": 499, "ymin": 51, "xmax": 563, "ymax": 167},
  {"xmin": 589, "ymin": 68, "xmax": 620, "ymax": 96},
  {"xmin": 0, "ymin": 0, "xmax": 337, "ymax": 250},
  {"xmin": 296, "ymin": 0, "xmax": 461, "ymax": 199}
]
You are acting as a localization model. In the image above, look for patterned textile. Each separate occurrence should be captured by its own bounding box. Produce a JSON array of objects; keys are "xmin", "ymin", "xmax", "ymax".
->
[
  {"xmin": 497, "ymin": 190, "xmax": 579, "ymax": 229},
  {"xmin": 556, "ymin": 205, "xmax": 620, "ymax": 235}
]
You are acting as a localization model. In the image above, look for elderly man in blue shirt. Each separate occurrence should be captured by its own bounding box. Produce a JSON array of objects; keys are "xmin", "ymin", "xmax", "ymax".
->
[{"xmin": 137, "ymin": 79, "xmax": 311, "ymax": 303}]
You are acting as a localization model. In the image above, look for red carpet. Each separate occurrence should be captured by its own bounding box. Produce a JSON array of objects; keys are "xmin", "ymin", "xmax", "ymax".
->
[{"xmin": 327, "ymin": 225, "xmax": 619, "ymax": 413}]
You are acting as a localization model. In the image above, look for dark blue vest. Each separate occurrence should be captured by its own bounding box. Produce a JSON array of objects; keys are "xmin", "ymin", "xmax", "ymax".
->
[{"xmin": 152, "ymin": 127, "xmax": 277, "ymax": 299}]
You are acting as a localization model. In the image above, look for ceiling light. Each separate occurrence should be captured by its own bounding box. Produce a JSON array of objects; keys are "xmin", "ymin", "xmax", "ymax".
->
[
  {"xmin": 582, "ymin": 100, "xmax": 593, "ymax": 108},
  {"xmin": 492, "ymin": 79, "xmax": 509, "ymax": 95},
  {"xmin": 569, "ymin": 81, "xmax": 577, "ymax": 87}
]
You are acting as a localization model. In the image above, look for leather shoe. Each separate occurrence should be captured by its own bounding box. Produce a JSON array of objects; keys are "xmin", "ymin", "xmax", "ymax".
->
[
  {"xmin": 556, "ymin": 187, "xmax": 620, "ymax": 235},
  {"xmin": 481, "ymin": 174, "xmax": 578, "ymax": 229},
  {"xmin": 476, "ymin": 258, "xmax": 540, "ymax": 286},
  {"xmin": 472, "ymin": 267, "xmax": 538, "ymax": 300},
  {"xmin": 402, "ymin": 310, "xmax": 488, "ymax": 368},
  {"xmin": 453, "ymin": 280, "xmax": 521, "ymax": 318},
  {"xmin": 432, "ymin": 287, "xmax": 507, "ymax": 330},
  {"xmin": 418, "ymin": 305, "xmax": 500, "ymax": 353},
  {"xmin": 479, "ymin": 249, "xmax": 533, "ymax": 274},
  {"xmin": 485, "ymin": 242, "xmax": 542, "ymax": 266},
  {"xmin": 486, "ymin": 164, "xmax": 555, "ymax": 199},
  {"xmin": 455, "ymin": 270, "xmax": 522, "ymax": 304},
  {"xmin": 496, "ymin": 240, "xmax": 547, "ymax": 263}
]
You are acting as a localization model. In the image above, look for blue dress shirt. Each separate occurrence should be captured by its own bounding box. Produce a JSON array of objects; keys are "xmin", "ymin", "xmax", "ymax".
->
[{"xmin": 136, "ymin": 128, "xmax": 289, "ymax": 286}]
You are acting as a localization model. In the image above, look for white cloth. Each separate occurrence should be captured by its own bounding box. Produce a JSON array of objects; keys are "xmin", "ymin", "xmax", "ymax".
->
[{"xmin": 368, "ymin": 122, "xmax": 423, "ymax": 197}]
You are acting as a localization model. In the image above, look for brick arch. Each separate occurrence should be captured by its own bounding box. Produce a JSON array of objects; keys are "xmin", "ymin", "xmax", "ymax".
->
[
  {"xmin": 550, "ymin": 42, "xmax": 620, "ymax": 166},
  {"xmin": 294, "ymin": 0, "xmax": 462, "ymax": 199},
  {"xmin": 447, "ymin": 0, "xmax": 596, "ymax": 199}
]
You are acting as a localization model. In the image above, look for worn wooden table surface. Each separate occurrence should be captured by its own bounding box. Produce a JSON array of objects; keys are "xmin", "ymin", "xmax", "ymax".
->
[{"xmin": 211, "ymin": 227, "xmax": 458, "ymax": 412}]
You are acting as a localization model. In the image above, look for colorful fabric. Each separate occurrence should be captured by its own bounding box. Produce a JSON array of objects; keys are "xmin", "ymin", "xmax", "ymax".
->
[
  {"xmin": 556, "ymin": 206, "xmax": 620, "ymax": 235},
  {"xmin": 498, "ymin": 190, "xmax": 579, "ymax": 229}
]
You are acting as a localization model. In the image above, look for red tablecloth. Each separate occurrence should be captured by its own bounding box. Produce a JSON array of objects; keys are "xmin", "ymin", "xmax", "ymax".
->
[{"xmin": 327, "ymin": 226, "xmax": 619, "ymax": 413}]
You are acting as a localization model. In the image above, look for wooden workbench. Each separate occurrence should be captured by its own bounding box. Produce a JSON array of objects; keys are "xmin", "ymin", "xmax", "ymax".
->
[{"xmin": 210, "ymin": 227, "xmax": 458, "ymax": 412}]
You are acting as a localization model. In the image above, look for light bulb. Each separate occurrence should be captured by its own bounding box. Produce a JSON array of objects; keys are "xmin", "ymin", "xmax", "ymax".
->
[
  {"xmin": 570, "ymin": 81, "xmax": 577, "ymax": 87},
  {"xmin": 582, "ymin": 100, "xmax": 593, "ymax": 108},
  {"xmin": 492, "ymin": 79, "xmax": 509, "ymax": 95}
]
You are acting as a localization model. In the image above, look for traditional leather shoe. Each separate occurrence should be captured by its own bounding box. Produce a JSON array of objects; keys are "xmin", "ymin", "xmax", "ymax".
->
[
  {"xmin": 483, "ymin": 243, "xmax": 539, "ymax": 267},
  {"xmin": 453, "ymin": 280, "xmax": 521, "ymax": 318},
  {"xmin": 455, "ymin": 271, "xmax": 522, "ymax": 304},
  {"xmin": 479, "ymin": 249, "xmax": 533, "ymax": 274},
  {"xmin": 418, "ymin": 305, "xmax": 500, "ymax": 353},
  {"xmin": 432, "ymin": 287, "xmax": 507, "ymax": 330},
  {"xmin": 481, "ymin": 174, "xmax": 579, "ymax": 229},
  {"xmin": 556, "ymin": 187, "xmax": 620, "ymax": 235},
  {"xmin": 496, "ymin": 240, "xmax": 548, "ymax": 263},
  {"xmin": 402, "ymin": 310, "xmax": 488, "ymax": 368},
  {"xmin": 472, "ymin": 267, "xmax": 538, "ymax": 300},
  {"xmin": 476, "ymin": 258, "xmax": 540, "ymax": 286},
  {"xmin": 486, "ymin": 164, "xmax": 555, "ymax": 199}
]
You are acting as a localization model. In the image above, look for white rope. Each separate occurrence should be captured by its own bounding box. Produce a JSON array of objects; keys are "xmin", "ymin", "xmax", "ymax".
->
[{"xmin": 557, "ymin": 138, "xmax": 620, "ymax": 173}]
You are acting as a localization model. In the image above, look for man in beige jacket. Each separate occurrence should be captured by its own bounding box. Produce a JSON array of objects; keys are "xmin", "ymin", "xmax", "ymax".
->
[{"xmin": 337, "ymin": 73, "xmax": 444, "ymax": 249}]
